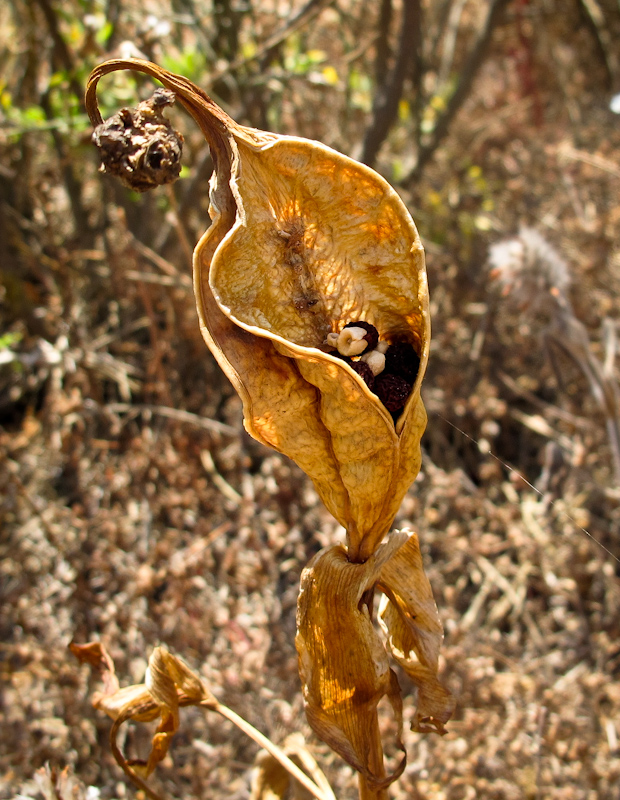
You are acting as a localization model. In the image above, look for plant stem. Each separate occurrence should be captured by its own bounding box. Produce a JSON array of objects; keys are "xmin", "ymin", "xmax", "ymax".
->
[
  {"xmin": 206, "ymin": 701, "xmax": 336, "ymax": 800},
  {"xmin": 357, "ymin": 710, "xmax": 389, "ymax": 800}
]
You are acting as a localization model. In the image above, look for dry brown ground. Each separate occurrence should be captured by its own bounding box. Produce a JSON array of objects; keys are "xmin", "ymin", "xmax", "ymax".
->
[{"xmin": 2, "ymin": 1, "xmax": 620, "ymax": 798}]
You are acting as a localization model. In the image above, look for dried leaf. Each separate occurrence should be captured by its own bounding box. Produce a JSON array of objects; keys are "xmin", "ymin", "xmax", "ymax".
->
[
  {"xmin": 85, "ymin": 60, "xmax": 430, "ymax": 561},
  {"xmin": 378, "ymin": 533, "xmax": 455, "ymax": 735},
  {"xmin": 70, "ymin": 642, "xmax": 215, "ymax": 782},
  {"xmin": 295, "ymin": 536, "xmax": 407, "ymax": 788},
  {"xmin": 69, "ymin": 640, "xmax": 120, "ymax": 697}
]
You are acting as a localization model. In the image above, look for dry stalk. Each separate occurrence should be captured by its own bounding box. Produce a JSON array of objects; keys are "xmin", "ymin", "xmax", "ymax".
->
[{"xmin": 78, "ymin": 59, "xmax": 455, "ymax": 799}]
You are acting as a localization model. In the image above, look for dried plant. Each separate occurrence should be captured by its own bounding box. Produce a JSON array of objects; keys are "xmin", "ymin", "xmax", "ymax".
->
[
  {"xmin": 77, "ymin": 59, "xmax": 454, "ymax": 800},
  {"xmin": 70, "ymin": 642, "xmax": 334, "ymax": 800},
  {"xmin": 489, "ymin": 227, "xmax": 620, "ymax": 483}
]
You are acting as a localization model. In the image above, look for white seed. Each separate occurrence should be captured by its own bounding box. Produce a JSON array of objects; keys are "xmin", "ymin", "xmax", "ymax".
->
[
  {"xmin": 325, "ymin": 332, "xmax": 340, "ymax": 348},
  {"xmin": 360, "ymin": 350, "xmax": 385, "ymax": 376},
  {"xmin": 337, "ymin": 326, "xmax": 368, "ymax": 356},
  {"xmin": 376, "ymin": 340, "xmax": 389, "ymax": 354}
]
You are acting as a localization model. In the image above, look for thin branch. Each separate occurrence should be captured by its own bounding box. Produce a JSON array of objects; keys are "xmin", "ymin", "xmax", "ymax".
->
[
  {"xmin": 437, "ymin": 0, "xmax": 468, "ymax": 87},
  {"xmin": 208, "ymin": 702, "xmax": 336, "ymax": 800},
  {"xmin": 210, "ymin": 0, "xmax": 335, "ymax": 85},
  {"xmin": 374, "ymin": 0, "xmax": 393, "ymax": 88},
  {"xmin": 576, "ymin": 0, "xmax": 614, "ymax": 90},
  {"xmin": 548, "ymin": 310, "xmax": 620, "ymax": 484},
  {"xmin": 405, "ymin": 0, "xmax": 510, "ymax": 184},
  {"xmin": 105, "ymin": 402, "xmax": 238, "ymax": 436},
  {"xmin": 362, "ymin": 0, "xmax": 422, "ymax": 166}
]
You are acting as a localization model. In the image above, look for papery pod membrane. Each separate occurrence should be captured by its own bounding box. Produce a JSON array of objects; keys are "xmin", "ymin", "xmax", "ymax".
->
[
  {"xmin": 85, "ymin": 61, "xmax": 430, "ymax": 561},
  {"xmin": 378, "ymin": 533, "xmax": 455, "ymax": 734},
  {"xmin": 295, "ymin": 535, "xmax": 407, "ymax": 789}
]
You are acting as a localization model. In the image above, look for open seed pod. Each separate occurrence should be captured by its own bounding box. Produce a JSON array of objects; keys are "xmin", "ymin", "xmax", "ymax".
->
[{"xmin": 85, "ymin": 60, "xmax": 429, "ymax": 562}]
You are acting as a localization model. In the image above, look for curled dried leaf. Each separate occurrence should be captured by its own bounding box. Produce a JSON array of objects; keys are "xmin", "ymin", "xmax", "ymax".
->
[
  {"xmin": 378, "ymin": 533, "xmax": 455, "ymax": 735},
  {"xmin": 295, "ymin": 536, "xmax": 407, "ymax": 789},
  {"xmin": 70, "ymin": 640, "xmax": 216, "ymax": 795},
  {"xmin": 85, "ymin": 60, "xmax": 430, "ymax": 562}
]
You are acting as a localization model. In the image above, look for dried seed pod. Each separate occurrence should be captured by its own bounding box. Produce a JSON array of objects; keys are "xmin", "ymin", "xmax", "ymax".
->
[
  {"xmin": 296, "ymin": 536, "xmax": 407, "ymax": 789},
  {"xmin": 377, "ymin": 534, "xmax": 455, "ymax": 735},
  {"xmin": 92, "ymin": 88, "xmax": 183, "ymax": 192},
  {"xmin": 296, "ymin": 532, "xmax": 453, "ymax": 784},
  {"xmin": 86, "ymin": 60, "xmax": 430, "ymax": 562}
]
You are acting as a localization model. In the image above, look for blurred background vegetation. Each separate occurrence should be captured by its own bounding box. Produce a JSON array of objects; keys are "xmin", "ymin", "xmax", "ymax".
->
[{"xmin": 2, "ymin": 1, "xmax": 620, "ymax": 799}]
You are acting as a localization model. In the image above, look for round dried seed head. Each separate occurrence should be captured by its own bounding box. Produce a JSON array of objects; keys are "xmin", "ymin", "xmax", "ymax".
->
[
  {"xmin": 375, "ymin": 373, "xmax": 412, "ymax": 413},
  {"xmin": 92, "ymin": 89, "xmax": 183, "ymax": 193},
  {"xmin": 343, "ymin": 320, "xmax": 379, "ymax": 351},
  {"xmin": 384, "ymin": 342, "xmax": 420, "ymax": 383}
]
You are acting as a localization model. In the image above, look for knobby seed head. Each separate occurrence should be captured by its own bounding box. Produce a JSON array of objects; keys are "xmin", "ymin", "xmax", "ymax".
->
[{"xmin": 92, "ymin": 88, "xmax": 183, "ymax": 192}]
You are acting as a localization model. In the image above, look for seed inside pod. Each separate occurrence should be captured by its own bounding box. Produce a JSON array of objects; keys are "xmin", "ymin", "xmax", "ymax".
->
[
  {"xmin": 374, "ymin": 374, "xmax": 412, "ymax": 415},
  {"xmin": 384, "ymin": 341, "xmax": 420, "ymax": 383},
  {"xmin": 360, "ymin": 349, "xmax": 385, "ymax": 376},
  {"xmin": 349, "ymin": 360, "xmax": 376, "ymax": 391},
  {"xmin": 343, "ymin": 321, "xmax": 379, "ymax": 352}
]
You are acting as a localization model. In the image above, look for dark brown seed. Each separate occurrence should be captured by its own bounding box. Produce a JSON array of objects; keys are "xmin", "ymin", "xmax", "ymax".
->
[
  {"xmin": 374, "ymin": 374, "xmax": 411, "ymax": 413},
  {"xmin": 384, "ymin": 341, "xmax": 420, "ymax": 383},
  {"xmin": 343, "ymin": 321, "xmax": 379, "ymax": 351},
  {"xmin": 349, "ymin": 360, "xmax": 375, "ymax": 390}
]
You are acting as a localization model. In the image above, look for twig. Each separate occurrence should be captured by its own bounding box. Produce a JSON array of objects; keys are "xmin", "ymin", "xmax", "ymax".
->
[
  {"xmin": 576, "ymin": 0, "xmax": 614, "ymax": 89},
  {"xmin": 374, "ymin": 0, "xmax": 393, "ymax": 88},
  {"xmin": 209, "ymin": 0, "xmax": 335, "ymax": 85},
  {"xmin": 405, "ymin": 0, "xmax": 510, "ymax": 183},
  {"xmin": 535, "ymin": 705, "xmax": 547, "ymax": 800},
  {"xmin": 553, "ymin": 142, "xmax": 620, "ymax": 179},
  {"xmin": 124, "ymin": 270, "xmax": 190, "ymax": 289},
  {"xmin": 163, "ymin": 185, "xmax": 193, "ymax": 266},
  {"xmin": 105, "ymin": 402, "xmax": 237, "ymax": 435},
  {"xmin": 508, "ymin": 408, "xmax": 578, "ymax": 455},
  {"xmin": 130, "ymin": 234, "xmax": 193, "ymax": 287},
  {"xmin": 32, "ymin": 0, "xmax": 83, "ymax": 104},
  {"xmin": 200, "ymin": 449, "xmax": 242, "ymax": 505},
  {"xmin": 547, "ymin": 309, "xmax": 620, "ymax": 484},
  {"xmin": 437, "ymin": 0, "xmax": 468, "ymax": 87},
  {"xmin": 361, "ymin": 0, "xmax": 422, "ymax": 166},
  {"xmin": 207, "ymin": 702, "xmax": 336, "ymax": 800}
]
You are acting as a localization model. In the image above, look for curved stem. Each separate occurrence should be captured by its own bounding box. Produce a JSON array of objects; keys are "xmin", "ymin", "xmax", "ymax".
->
[
  {"xmin": 204, "ymin": 701, "xmax": 336, "ymax": 800},
  {"xmin": 110, "ymin": 714, "xmax": 167, "ymax": 800}
]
